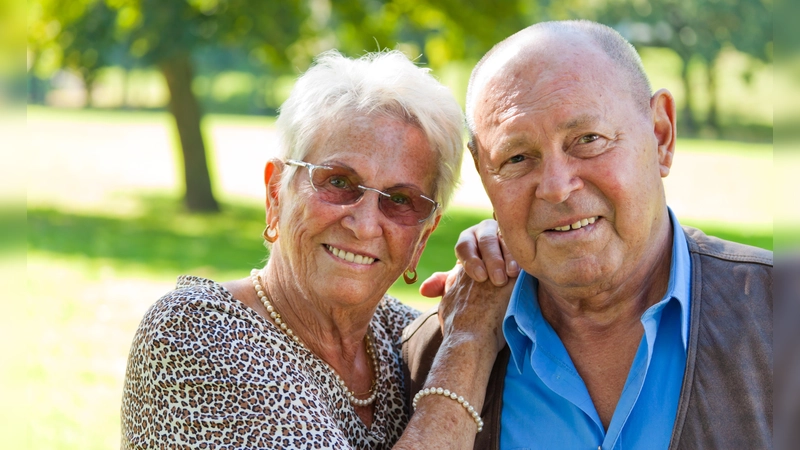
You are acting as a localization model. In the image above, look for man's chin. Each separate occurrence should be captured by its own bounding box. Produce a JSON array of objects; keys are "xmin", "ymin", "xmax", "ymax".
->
[{"xmin": 533, "ymin": 256, "xmax": 616, "ymax": 290}]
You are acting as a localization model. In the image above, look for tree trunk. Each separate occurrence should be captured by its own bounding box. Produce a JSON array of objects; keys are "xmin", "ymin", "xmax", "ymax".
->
[
  {"xmin": 159, "ymin": 52, "xmax": 219, "ymax": 212},
  {"xmin": 83, "ymin": 73, "xmax": 95, "ymax": 109},
  {"xmin": 28, "ymin": 75, "xmax": 41, "ymax": 104},
  {"xmin": 706, "ymin": 58, "xmax": 719, "ymax": 135},
  {"xmin": 679, "ymin": 53, "xmax": 696, "ymax": 135},
  {"xmin": 121, "ymin": 67, "xmax": 130, "ymax": 109}
]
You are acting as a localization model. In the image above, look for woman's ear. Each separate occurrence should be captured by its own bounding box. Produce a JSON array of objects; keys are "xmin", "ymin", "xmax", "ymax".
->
[
  {"xmin": 264, "ymin": 159, "xmax": 285, "ymax": 226},
  {"xmin": 650, "ymin": 89, "xmax": 677, "ymax": 178}
]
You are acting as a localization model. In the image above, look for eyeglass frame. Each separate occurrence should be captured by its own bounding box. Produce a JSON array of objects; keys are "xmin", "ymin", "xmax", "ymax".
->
[{"xmin": 285, "ymin": 159, "xmax": 440, "ymax": 225}]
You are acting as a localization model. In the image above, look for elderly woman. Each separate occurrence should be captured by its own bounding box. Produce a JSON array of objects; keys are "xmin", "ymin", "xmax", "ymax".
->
[{"xmin": 121, "ymin": 50, "xmax": 512, "ymax": 449}]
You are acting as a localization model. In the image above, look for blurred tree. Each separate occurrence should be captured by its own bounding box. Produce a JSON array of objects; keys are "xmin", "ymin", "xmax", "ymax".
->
[
  {"xmin": 60, "ymin": 2, "xmax": 118, "ymax": 107},
  {"xmin": 29, "ymin": 0, "xmax": 541, "ymax": 212},
  {"xmin": 118, "ymin": 0, "xmax": 312, "ymax": 211},
  {"xmin": 29, "ymin": 0, "xmax": 308, "ymax": 212},
  {"xmin": 28, "ymin": 0, "xmax": 114, "ymax": 105},
  {"xmin": 596, "ymin": 0, "xmax": 772, "ymax": 134},
  {"xmin": 325, "ymin": 0, "xmax": 533, "ymax": 69}
]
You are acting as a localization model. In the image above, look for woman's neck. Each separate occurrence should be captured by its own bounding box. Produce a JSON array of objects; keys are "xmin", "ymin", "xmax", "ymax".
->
[{"xmin": 260, "ymin": 260, "xmax": 375, "ymax": 376}]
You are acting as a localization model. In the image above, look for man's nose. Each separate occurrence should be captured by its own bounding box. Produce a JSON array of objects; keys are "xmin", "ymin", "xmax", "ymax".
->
[{"xmin": 534, "ymin": 156, "xmax": 583, "ymax": 204}]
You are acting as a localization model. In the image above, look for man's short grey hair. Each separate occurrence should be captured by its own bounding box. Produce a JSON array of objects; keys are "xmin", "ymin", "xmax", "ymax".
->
[
  {"xmin": 465, "ymin": 20, "xmax": 652, "ymax": 160},
  {"xmin": 276, "ymin": 50, "xmax": 464, "ymax": 211}
]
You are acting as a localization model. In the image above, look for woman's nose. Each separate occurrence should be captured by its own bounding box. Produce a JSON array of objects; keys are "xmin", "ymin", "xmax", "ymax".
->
[{"xmin": 341, "ymin": 190, "xmax": 385, "ymax": 239}]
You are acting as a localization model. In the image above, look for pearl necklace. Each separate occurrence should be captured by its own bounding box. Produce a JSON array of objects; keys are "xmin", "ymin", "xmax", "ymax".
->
[{"xmin": 250, "ymin": 269, "xmax": 379, "ymax": 407}]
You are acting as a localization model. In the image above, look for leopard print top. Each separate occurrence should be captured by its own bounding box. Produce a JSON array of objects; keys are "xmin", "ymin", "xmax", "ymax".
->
[{"xmin": 121, "ymin": 276, "xmax": 421, "ymax": 449}]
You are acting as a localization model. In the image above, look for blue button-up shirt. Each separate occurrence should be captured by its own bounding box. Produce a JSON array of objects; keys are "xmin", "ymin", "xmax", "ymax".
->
[{"xmin": 500, "ymin": 210, "xmax": 691, "ymax": 450}]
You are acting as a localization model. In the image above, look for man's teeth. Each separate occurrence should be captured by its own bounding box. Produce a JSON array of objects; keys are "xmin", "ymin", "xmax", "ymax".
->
[
  {"xmin": 552, "ymin": 216, "xmax": 597, "ymax": 232},
  {"xmin": 326, "ymin": 245, "xmax": 375, "ymax": 265}
]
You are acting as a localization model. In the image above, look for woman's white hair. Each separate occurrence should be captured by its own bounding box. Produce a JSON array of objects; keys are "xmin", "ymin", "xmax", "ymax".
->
[{"xmin": 275, "ymin": 50, "xmax": 464, "ymax": 211}]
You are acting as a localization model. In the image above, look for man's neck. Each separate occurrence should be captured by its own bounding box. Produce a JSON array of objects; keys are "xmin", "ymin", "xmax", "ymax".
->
[
  {"xmin": 534, "ymin": 223, "xmax": 674, "ymax": 429},
  {"xmin": 537, "ymin": 219, "xmax": 674, "ymax": 337}
]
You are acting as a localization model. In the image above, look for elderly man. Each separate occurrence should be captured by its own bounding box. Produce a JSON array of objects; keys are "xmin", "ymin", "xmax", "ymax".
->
[{"xmin": 403, "ymin": 20, "xmax": 772, "ymax": 449}]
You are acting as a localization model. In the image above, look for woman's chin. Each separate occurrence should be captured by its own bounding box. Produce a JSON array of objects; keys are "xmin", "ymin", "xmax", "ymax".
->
[{"xmin": 313, "ymin": 277, "xmax": 392, "ymax": 309}]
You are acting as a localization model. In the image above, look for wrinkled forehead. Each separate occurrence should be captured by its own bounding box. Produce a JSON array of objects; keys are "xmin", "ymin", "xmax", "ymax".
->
[
  {"xmin": 305, "ymin": 114, "xmax": 439, "ymax": 188},
  {"xmin": 470, "ymin": 34, "xmax": 622, "ymax": 130}
]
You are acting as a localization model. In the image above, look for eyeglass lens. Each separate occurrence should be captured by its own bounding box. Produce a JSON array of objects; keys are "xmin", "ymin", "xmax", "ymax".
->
[{"xmin": 308, "ymin": 164, "xmax": 435, "ymax": 225}]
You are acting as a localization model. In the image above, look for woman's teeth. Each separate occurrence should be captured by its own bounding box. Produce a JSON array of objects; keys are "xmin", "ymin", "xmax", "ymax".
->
[
  {"xmin": 552, "ymin": 216, "xmax": 597, "ymax": 232},
  {"xmin": 326, "ymin": 245, "xmax": 375, "ymax": 265}
]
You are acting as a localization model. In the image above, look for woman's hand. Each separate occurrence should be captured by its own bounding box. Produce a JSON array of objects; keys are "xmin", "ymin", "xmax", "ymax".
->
[
  {"xmin": 438, "ymin": 264, "xmax": 516, "ymax": 353},
  {"xmin": 394, "ymin": 265, "xmax": 516, "ymax": 450},
  {"xmin": 396, "ymin": 222, "xmax": 518, "ymax": 450},
  {"xmin": 420, "ymin": 219, "xmax": 519, "ymax": 298}
]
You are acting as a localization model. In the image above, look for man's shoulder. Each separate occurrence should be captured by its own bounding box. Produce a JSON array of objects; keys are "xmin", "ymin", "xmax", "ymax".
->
[
  {"xmin": 401, "ymin": 307, "xmax": 444, "ymax": 407},
  {"xmin": 402, "ymin": 306, "xmax": 440, "ymax": 344},
  {"xmin": 682, "ymin": 225, "xmax": 773, "ymax": 267}
]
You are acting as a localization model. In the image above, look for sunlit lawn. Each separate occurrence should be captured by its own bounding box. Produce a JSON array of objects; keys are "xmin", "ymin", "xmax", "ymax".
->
[{"xmin": 20, "ymin": 107, "xmax": 773, "ymax": 449}]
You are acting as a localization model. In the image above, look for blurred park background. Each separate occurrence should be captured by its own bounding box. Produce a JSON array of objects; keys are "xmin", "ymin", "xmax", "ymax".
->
[{"xmin": 13, "ymin": 0, "xmax": 786, "ymax": 448}]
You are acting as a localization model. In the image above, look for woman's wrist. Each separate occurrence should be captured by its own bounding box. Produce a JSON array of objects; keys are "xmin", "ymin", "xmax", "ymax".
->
[
  {"xmin": 425, "ymin": 331, "xmax": 499, "ymax": 413},
  {"xmin": 413, "ymin": 386, "xmax": 484, "ymax": 433}
]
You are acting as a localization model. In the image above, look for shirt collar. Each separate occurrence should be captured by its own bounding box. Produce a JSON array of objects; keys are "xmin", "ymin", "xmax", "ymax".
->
[
  {"xmin": 664, "ymin": 207, "xmax": 692, "ymax": 350},
  {"xmin": 502, "ymin": 207, "xmax": 692, "ymax": 373}
]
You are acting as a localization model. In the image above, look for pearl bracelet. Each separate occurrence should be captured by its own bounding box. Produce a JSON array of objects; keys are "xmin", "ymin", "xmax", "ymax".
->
[{"xmin": 412, "ymin": 387, "xmax": 484, "ymax": 433}]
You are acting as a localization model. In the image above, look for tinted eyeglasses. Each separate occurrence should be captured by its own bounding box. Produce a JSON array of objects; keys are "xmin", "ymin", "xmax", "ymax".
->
[{"xmin": 285, "ymin": 159, "xmax": 439, "ymax": 226}]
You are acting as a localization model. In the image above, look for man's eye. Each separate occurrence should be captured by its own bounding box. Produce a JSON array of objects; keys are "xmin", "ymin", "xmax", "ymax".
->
[
  {"xmin": 579, "ymin": 134, "xmax": 600, "ymax": 144},
  {"xmin": 508, "ymin": 154, "xmax": 525, "ymax": 164}
]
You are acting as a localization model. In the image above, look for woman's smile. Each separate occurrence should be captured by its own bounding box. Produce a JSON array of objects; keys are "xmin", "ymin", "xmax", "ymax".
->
[{"xmin": 325, "ymin": 244, "xmax": 377, "ymax": 265}]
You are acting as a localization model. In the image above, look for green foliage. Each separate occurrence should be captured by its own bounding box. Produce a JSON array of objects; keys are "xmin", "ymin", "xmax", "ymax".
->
[
  {"xmin": 123, "ymin": 0, "xmax": 307, "ymax": 67},
  {"xmin": 31, "ymin": 0, "xmax": 310, "ymax": 67},
  {"xmin": 589, "ymin": 0, "xmax": 772, "ymax": 133},
  {"xmin": 326, "ymin": 0, "xmax": 532, "ymax": 68},
  {"xmin": 595, "ymin": 0, "xmax": 772, "ymax": 62}
]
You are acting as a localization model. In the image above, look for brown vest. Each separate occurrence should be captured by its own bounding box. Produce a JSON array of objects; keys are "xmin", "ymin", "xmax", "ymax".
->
[{"xmin": 403, "ymin": 226, "xmax": 773, "ymax": 449}]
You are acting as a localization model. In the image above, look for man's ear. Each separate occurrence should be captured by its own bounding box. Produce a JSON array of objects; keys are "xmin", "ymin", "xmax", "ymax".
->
[
  {"xmin": 264, "ymin": 159, "xmax": 284, "ymax": 226},
  {"xmin": 409, "ymin": 214, "xmax": 441, "ymax": 270},
  {"xmin": 468, "ymin": 140, "xmax": 481, "ymax": 173},
  {"xmin": 651, "ymin": 89, "xmax": 677, "ymax": 178}
]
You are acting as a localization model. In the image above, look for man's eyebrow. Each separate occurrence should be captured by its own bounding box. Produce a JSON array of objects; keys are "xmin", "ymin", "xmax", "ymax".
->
[
  {"xmin": 497, "ymin": 136, "xmax": 534, "ymax": 155},
  {"xmin": 559, "ymin": 114, "xmax": 599, "ymax": 131}
]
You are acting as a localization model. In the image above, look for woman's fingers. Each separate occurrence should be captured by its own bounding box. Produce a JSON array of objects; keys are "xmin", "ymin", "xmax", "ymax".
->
[
  {"xmin": 437, "ymin": 266, "xmax": 517, "ymax": 352},
  {"xmin": 498, "ymin": 232, "xmax": 520, "ymax": 278},
  {"xmin": 455, "ymin": 219, "xmax": 511, "ymax": 286}
]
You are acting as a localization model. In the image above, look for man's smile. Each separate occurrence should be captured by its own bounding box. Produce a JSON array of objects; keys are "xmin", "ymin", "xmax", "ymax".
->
[{"xmin": 548, "ymin": 216, "xmax": 598, "ymax": 232}]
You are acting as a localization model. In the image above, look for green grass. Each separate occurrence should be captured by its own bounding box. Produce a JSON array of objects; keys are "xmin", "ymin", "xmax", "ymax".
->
[
  {"xmin": 676, "ymin": 139, "xmax": 773, "ymax": 156},
  {"xmin": 21, "ymin": 197, "xmax": 773, "ymax": 450},
  {"xmin": 27, "ymin": 196, "xmax": 772, "ymax": 309},
  {"xmin": 26, "ymin": 196, "xmax": 494, "ymax": 307},
  {"xmin": 19, "ymin": 105, "xmax": 776, "ymax": 449}
]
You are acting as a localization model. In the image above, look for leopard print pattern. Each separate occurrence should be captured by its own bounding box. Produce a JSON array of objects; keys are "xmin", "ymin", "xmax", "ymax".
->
[{"xmin": 121, "ymin": 276, "xmax": 420, "ymax": 449}]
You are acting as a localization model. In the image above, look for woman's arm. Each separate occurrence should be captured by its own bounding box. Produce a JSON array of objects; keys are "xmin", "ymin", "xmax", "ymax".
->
[{"xmin": 394, "ymin": 267, "xmax": 515, "ymax": 449}]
